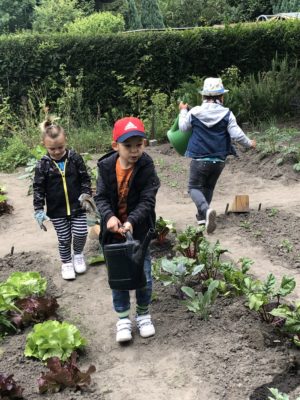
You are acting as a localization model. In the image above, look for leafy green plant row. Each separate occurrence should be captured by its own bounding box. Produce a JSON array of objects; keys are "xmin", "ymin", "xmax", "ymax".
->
[{"xmin": 153, "ymin": 224, "xmax": 300, "ymax": 344}]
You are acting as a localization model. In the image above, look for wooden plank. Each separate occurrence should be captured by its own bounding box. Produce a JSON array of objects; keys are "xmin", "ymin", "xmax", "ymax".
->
[{"xmin": 229, "ymin": 195, "xmax": 250, "ymax": 212}]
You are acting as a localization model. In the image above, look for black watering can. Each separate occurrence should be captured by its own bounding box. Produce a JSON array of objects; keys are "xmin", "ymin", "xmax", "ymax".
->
[{"xmin": 103, "ymin": 228, "xmax": 155, "ymax": 290}]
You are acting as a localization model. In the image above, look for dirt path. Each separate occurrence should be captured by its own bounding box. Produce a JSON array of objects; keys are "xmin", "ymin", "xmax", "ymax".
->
[{"xmin": 1, "ymin": 146, "xmax": 300, "ymax": 399}]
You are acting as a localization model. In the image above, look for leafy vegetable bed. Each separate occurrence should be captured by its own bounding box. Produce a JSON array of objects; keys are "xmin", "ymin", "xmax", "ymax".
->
[{"xmin": 0, "ymin": 252, "xmax": 100, "ymax": 400}]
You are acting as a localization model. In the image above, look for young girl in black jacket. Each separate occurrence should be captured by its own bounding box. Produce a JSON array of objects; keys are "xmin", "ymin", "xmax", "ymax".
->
[{"xmin": 33, "ymin": 118, "xmax": 92, "ymax": 280}]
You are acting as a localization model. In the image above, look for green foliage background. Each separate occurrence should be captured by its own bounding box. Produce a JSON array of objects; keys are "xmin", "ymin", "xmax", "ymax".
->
[{"xmin": 1, "ymin": 21, "xmax": 300, "ymax": 115}]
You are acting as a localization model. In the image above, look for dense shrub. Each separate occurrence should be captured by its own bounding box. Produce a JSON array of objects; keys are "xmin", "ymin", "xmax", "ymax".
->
[
  {"xmin": 0, "ymin": 136, "xmax": 32, "ymax": 172},
  {"xmin": 226, "ymin": 57, "xmax": 300, "ymax": 122},
  {"xmin": 66, "ymin": 11, "xmax": 125, "ymax": 35},
  {"xmin": 0, "ymin": 21, "xmax": 300, "ymax": 115}
]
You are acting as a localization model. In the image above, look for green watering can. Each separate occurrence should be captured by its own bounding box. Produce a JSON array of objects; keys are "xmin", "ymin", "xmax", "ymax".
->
[{"xmin": 167, "ymin": 115, "xmax": 192, "ymax": 156}]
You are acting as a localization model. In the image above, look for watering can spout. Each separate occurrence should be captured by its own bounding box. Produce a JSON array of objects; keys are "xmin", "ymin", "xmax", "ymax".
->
[{"xmin": 132, "ymin": 228, "xmax": 156, "ymax": 266}]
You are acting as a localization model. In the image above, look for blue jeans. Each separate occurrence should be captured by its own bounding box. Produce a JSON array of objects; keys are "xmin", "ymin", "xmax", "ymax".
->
[
  {"xmin": 112, "ymin": 252, "xmax": 152, "ymax": 313},
  {"xmin": 188, "ymin": 159, "xmax": 225, "ymax": 220}
]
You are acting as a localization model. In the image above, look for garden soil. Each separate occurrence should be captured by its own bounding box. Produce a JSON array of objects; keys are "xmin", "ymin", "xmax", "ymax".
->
[{"xmin": 1, "ymin": 144, "xmax": 300, "ymax": 400}]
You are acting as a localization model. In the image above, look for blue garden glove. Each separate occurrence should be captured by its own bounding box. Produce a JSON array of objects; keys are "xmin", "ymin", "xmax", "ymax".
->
[{"xmin": 34, "ymin": 210, "xmax": 49, "ymax": 231}]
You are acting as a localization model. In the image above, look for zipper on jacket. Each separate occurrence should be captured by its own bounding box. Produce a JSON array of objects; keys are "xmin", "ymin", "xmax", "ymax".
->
[{"xmin": 54, "ymin": 160, "xmax": 71, "ymax": 216}]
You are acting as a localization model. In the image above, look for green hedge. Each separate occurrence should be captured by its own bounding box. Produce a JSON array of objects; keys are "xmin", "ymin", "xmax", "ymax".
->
[{"xmin": 1, "ymin": 21, "xmax": 300, "ymax": 114}]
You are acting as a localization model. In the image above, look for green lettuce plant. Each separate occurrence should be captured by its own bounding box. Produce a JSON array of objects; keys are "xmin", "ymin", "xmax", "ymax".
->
[
  {"xmin": 0, "ymin": 294, "xmax": 19, "ymax": 333},
  {"xmin": 0, "ymin": 272, "xmax": 47, "ymax": 302},
  {"xmin": 25, "ymin": 320, "xmax": 87, "ymax": 361}
]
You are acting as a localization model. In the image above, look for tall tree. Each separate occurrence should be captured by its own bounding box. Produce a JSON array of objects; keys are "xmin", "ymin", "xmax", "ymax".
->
[
  {"xmin": 227, "ymin": 0, "xmax": 272, "ymax": 20},
  {"xmin": 126, "ymin": 0, "xmax": 142, "ymax": 29},
  {"xmin": 32, "ymin": 0, "xmax": 83, "ymax": 32},
  {"xmin": 0, "ymin": 0, "xmax": 37, "ymax": 33},
  {"xmin": 141, "ymin": 0, "xmax": 164, "ymax": 28},
  {"xmin": 272, "ymin": 0, "xmax": 300, "ymax": 12}
]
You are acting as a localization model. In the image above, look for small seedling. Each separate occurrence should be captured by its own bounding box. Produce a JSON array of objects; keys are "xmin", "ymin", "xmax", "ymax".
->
[
  {"xmin": 155, "ymin": 158, "xmax": 165, "ymax": 169},
  {"xmin": 268, "ymin": 208, "xmax": 279, "ymax": 217},
  {"xmin": 240, "ymin": 220, "xmax": 251, "ymax": 230},
  {"xmin": 253, "ymin": 230, "xmax": 262, "ymax": 238},
  {"xmin": 169, "ymin": 181, "xmax": 179, "ymax": 188},
  {"xmin": 279, "ymin": 239, "xmax": 293, "ymax": 253}
]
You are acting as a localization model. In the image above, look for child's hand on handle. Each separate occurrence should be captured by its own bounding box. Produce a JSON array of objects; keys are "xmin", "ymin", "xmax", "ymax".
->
[
  {"xmin": 179, "ymin": 101, "xmax": 189, "ymax": 111},
  {"xmin": 250, "ymin": 139, "xmax": 256, "ymax": 149},
  {"xmin": 107, "ymin": 216, "xmax": 122, "ymax": 233},
  {"xmin": 120, "ymin": 222, "xmax": 133, "ymax": 234},
  {"xmin": 34, "ymin": 210, "xmax": 49, "ymax": 231}
]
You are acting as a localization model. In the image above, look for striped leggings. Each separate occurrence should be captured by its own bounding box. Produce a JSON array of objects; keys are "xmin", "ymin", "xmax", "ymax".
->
[{"xmin": 51, "ymin": 213, "xmax": 88, "ymax": 263}]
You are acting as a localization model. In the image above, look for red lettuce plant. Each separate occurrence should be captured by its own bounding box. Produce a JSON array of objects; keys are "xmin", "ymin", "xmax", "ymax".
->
[
  {"xmin": 38, "ymin": 351, "xmax": 96, "ymax": 394},
  {"xmin": 0, "ymin": 373, "xmax": 24, "ymax": 399},
  {"xmin": 9, "ymin": 296, "xmax": 59, "ymax": 328}
]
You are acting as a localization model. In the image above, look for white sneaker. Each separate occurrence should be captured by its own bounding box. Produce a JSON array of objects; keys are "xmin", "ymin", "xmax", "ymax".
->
[
  {"xmin": 61, "ymin": 263, "xmax": 76, "ymax": 280},
  {"xmin": 136, "ymin": 314, "xmax": 155, "ymax": 338},
  {"xmin": 73, "ymin": 253, "xmax": 87, "ymax": 274},
  {"xmin": 205, "ymin": 209, "xmax": 217, "ymax": 234},
  {"xmin": 116, "ymin": 318, "xmax": 132, "ymax": 343}
]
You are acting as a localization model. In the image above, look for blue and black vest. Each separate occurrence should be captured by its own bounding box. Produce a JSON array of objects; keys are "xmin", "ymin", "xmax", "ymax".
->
[{"xmin": 185, "ymin": 111, "xmax": 236, "ymax": 159}]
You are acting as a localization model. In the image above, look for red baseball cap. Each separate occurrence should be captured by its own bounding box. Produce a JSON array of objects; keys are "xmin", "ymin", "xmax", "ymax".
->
[{"xmin": 113, "ymin": 117, "xmax": 146, "ymax": 143}]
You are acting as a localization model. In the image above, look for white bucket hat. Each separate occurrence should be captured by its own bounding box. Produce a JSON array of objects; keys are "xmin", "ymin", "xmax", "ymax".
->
[{"xmin": 200, "ymin": 77, "xmax": 229, "ymax": 96}]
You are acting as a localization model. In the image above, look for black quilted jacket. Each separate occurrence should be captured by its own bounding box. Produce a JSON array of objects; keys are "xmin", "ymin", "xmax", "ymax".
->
[
  {"xmin": 33, "ymin": 149, "xmax": 91, "ymax": 218},
  {"xmin": 94, "ymin": 151, "xmax": 160, "ymax": 245}
]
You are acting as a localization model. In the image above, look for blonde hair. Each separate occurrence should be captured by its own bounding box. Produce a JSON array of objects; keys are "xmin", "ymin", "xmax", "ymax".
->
[{"xmin": 40, "ymin": 116, "xmax": 65, "ymax": 141}]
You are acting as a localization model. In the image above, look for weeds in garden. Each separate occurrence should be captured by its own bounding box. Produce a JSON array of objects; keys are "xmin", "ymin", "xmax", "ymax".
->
[
  {"xmin": 268, "ymin": 208, "xmax": 279, "ymax": 217},
  {"xmin": 279, "ymin": 239, "xmax": 293, "ymax": 253},
  {"xmin": 240, "ymin": 220, "xmax": 251, "ymax": 230}
]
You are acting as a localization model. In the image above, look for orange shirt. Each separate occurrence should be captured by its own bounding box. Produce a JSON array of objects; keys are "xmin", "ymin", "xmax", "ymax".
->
[{"xmin": 116, "ymin": 158, "xmax": 134, "ymax": 223}]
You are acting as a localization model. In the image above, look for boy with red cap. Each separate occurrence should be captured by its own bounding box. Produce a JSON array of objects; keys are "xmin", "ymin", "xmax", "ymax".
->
[{"xmin": 94, "ymin": 117, "xmax": 160, "ymax": 343}]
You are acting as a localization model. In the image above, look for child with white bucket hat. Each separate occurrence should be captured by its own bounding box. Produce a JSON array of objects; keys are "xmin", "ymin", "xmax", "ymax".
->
[{"xmin": 179, "ymin": 77, "xmax": 256, "ymax": 234}]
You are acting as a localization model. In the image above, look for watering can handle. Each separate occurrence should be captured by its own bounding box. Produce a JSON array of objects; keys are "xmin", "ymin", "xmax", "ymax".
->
[{"xmin": 125, "ymin": 231, "xmax": 134, "ymax": 242}]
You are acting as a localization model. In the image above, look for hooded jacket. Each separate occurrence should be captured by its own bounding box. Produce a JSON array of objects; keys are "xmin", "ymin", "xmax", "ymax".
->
[
  {"xmin": 94, "ymin": 151, "xmax": 160, "ymax": 245},
  {"xmin": 179, "ymin": 101, "xmax": 252, "ymax": 159},
  {"xmin": 33, "ymin": 149, "xmax": 91, "ymax": 218}
]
